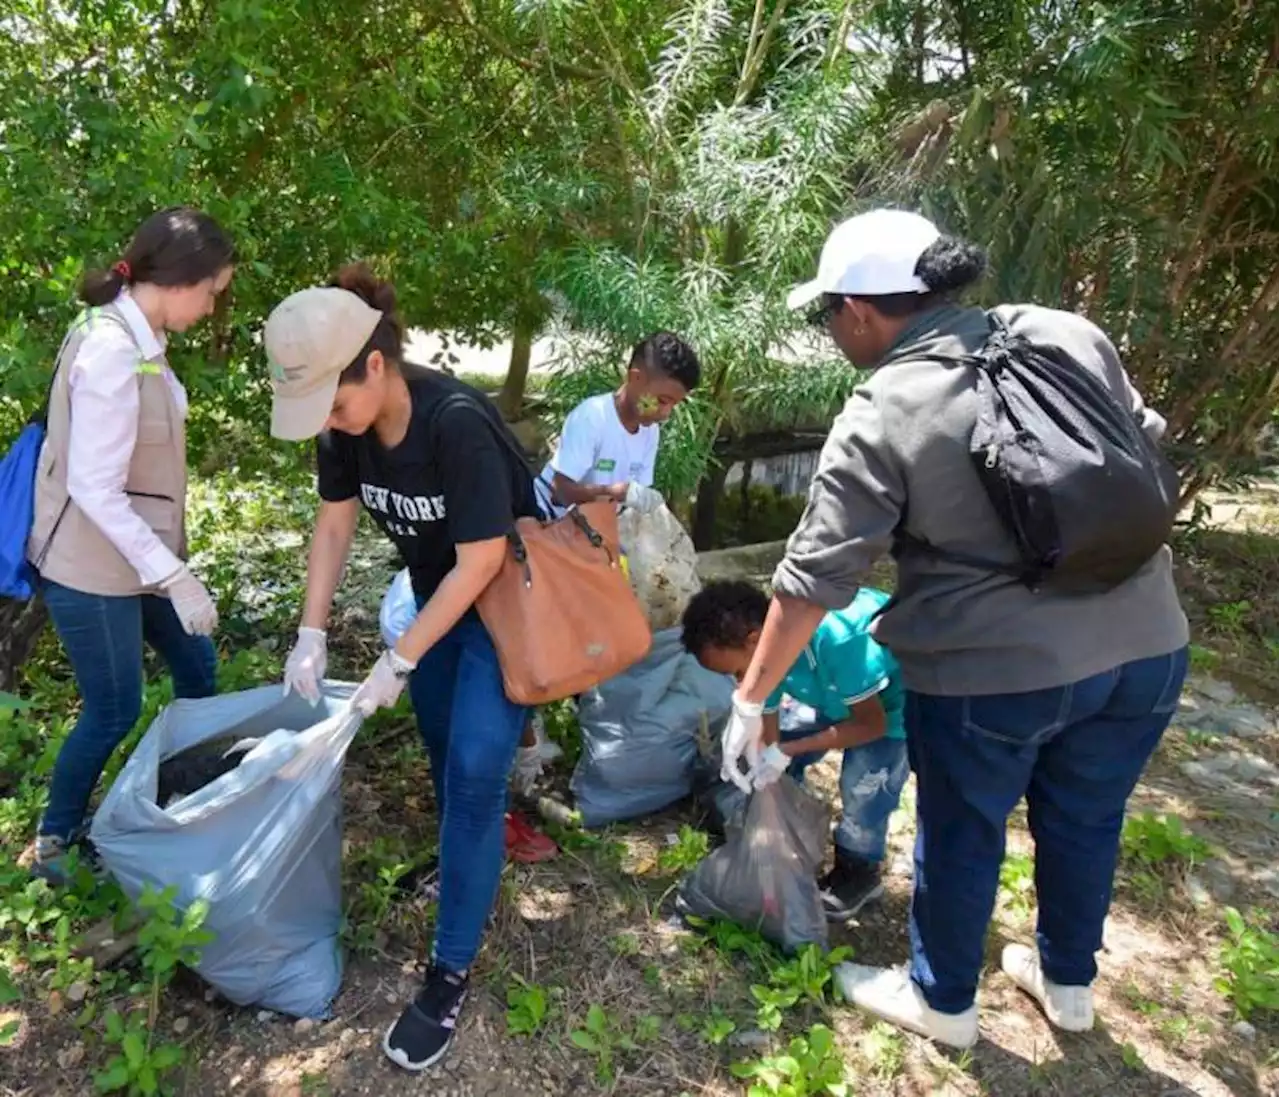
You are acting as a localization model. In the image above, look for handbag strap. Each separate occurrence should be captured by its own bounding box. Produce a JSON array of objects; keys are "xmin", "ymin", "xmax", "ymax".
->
[{"xmin": 427, "ymin": 390, "xmax": 558, "ymax": 518}]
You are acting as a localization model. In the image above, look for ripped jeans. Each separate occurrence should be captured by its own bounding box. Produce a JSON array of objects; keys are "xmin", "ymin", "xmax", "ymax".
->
[{"xmin": 780, "ymin": 700, "xmax": 909, "ymax": 864}]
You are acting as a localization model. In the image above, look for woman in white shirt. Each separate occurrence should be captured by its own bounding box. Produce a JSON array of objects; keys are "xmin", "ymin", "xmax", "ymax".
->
[{"xmin": 27, "ymin": 207, "xmax": 234, "ymax": 884}]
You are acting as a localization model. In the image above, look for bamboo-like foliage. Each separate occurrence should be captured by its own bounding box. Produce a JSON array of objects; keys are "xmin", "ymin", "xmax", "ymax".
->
[
  {"xmin": 854, "ymin": 0, "xmax": 1278, "ymax": 494},
  {"xmin": 539, "ymin": 0, "xmax": 1277, "ymax": 500},
  {"xmin": 535, "ymin": 0, "xmax": 879, "ymax": 498}
]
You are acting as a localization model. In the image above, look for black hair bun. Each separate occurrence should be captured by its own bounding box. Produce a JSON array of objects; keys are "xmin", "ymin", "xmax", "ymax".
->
[
  {"xmin": 331, "ymin": 262, "xmax": 398, "ymax": 316},
  {"xmin": 915, "ymin": 236, "xmax": 988, "ymax": 295}
]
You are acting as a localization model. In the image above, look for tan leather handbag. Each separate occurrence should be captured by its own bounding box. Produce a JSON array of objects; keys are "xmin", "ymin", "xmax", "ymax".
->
[
  {"xmin": 476, "ymin": 500, "xmax": 652, "ymax": 705},
  {"xmin": 429, "ymin": 391, "xmax": 652, "ymax": 705}
]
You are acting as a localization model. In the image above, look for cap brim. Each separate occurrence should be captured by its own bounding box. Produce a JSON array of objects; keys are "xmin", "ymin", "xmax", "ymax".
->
[
  {"xmin": 786, "ymin": 279, "xmax": 824, "ymax": 311},
  {"xmin": 270, "ymin": 375, "xmax": 340, "ymax": 441}
]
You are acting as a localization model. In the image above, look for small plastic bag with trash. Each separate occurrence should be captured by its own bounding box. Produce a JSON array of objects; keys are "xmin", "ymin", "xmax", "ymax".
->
[
  {"xmin": 616, "ymin": 488, "xmax": 701, "ymax": 633},
  {"xmin": 677, "ymin": 776, "xmax": 830, "ymax": 952},
  {"xmin": 91, "ymin": 683, "xmax": 360, "ymax": 1019},
  {"xmin": 379, "ymin": 567, "xmax": 418, "ymax": 648}
]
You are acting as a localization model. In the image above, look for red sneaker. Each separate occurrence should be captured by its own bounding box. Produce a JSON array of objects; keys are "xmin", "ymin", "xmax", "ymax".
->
[{"xmin": 505, "ymin": 812, "xmax": 559, "ymax": 863}]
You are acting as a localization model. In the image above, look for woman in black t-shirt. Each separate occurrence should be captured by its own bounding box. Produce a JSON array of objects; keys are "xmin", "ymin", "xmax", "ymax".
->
[{"xmin": 265, "ymin": 266, "xmax": 538, "ymax": 1073}]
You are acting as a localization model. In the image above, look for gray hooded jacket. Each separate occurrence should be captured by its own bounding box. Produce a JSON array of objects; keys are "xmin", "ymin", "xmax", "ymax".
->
[{"xmin": 772, "ymin": 302, "xmax": 1188, "ymax": 696}]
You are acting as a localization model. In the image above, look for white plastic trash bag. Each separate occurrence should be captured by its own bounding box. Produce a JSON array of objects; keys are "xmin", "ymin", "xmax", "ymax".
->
[
  {"xmin": 380, "ymin": 568, "xmax": 417, "ymax": 648},
  {"xmin": 616, "ymin": 497, "xmax": 701, "ymax": 632},
  {"xmin": 91, "ymin": 683, "xmax": 360, "ymax": 1019}
]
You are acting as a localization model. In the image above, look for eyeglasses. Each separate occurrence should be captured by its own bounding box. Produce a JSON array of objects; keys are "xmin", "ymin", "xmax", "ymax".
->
[{"xmin": 805, "ymin": 295, "xmax": 843, "ymax": 328}]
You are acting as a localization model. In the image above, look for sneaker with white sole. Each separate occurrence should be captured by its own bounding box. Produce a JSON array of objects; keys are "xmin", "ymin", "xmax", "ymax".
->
[
  {"xmin": 819, "ymin": 851, "xmax": 884, "ymax": 924},
  {"xmin": 833, "ymin": 963, "xmax": 979, "ymax": 1049},
  {"xmin": 31, "ymin": 832, "xmax": 105, "ymax": 887},
  {"xmin": 393, "ymin": 859, "xmax": 441, "ymax": 904},
  {"xmin": 1001, "ymin": 944, "xmax": 1094, "ymax": 1033},
  {"xmin": 383, "ymin": 963, "xmax": 469, "ymax": 1071}
]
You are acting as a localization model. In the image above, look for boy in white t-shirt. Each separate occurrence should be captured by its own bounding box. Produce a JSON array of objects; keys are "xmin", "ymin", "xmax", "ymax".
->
[{"xmin": 544, "ymin": 331, "xmax": 701, "ymax": 508}]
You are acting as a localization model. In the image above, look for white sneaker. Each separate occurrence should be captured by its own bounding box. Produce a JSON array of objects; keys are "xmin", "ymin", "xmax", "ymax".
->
[
  {"xmin": 833, "ymin": 963, "xmax": 978, "ymax": 1049},
  {"xmin": 1001, "ymin": 944, "xmax": 1094, "ymax": 1033}
]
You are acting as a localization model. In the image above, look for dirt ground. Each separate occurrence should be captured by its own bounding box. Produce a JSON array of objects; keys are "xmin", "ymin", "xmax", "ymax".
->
[{"xmin": 2, "ymin": 489, "xmax": 1276, "ymax": 1097}]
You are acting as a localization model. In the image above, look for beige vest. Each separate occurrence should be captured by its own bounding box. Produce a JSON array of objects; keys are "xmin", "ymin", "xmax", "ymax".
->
[{"xmin": 28, "ymin": 303, "xmax": 188, "ymax": 597}]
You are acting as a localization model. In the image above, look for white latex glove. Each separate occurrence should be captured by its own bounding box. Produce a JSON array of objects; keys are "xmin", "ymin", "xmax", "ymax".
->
[
  {"xmin": 160, "ymin": 567, "xmax": 218, "ymax": 637},
  {"xmin": 283, "ymin": 627, "xmax": 328, "ymax": 705},
  {"xmin": 351, "ymin": 649, "xmax": 416, "ymax": 717},
  {"xmin": 624, "ymin": 482, "xmax": 665, "ymax": 514},
  {"xmin": 748, "ymin": 744, "xmax": 789, "ymax": 789},
  {"xmin": 720, "ymin": 693, "xmax": 763, "ymax": 793}
]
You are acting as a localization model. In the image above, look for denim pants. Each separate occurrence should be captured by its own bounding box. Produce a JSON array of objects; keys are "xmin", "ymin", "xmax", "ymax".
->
[
  {"xmin": 40, "ymin": 578, "xmax": 217, "ymax": 841},
  {"xmin": 780, "ymin": 701, "xmax": 909, "ymax": 864},
  {"xmin": 407, "ymin": 610, "xmax": 527, "ymax": 973},
  {"xmin": 906, "ymin": 648, "xmax": 1188, "ymax": 1014}
]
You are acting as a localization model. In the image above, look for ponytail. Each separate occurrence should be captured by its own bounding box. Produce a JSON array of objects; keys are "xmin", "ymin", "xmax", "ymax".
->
[{"xmin": 80, "ymin": 267, "xmax": 128, "ymax": 307}]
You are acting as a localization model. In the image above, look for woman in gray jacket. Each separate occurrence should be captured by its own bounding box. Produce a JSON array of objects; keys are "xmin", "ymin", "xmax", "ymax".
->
[{"xmin": 722, "ymin": 208, "xmax": 1187, "ymax": 1048}]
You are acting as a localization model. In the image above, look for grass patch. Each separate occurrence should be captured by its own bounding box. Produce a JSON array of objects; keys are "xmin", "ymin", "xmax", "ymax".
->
[
  {"xmin": 1173, "ymin": 498, "xmax": 1279, "ymax": 698},
  {"xmin": 1217, "ymin": 906, "xmax": 1280, "ymax": 1020}
]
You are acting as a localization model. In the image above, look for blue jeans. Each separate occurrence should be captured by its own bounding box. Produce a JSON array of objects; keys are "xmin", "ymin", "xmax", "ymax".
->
[
  {"xmin": 780, "ymin": 701, "xmax": 909, "ymax": 864},
  {"xmin": 40, "ymin": 578, "xmax": 217, "ymax": 841},
  {"xmin": 407, "ymin": 610, "xmax": 527, "ymax": 973},
  {"xmin": 906, "ymin": 648, "xmax": 1188, "ymax": 1013}
]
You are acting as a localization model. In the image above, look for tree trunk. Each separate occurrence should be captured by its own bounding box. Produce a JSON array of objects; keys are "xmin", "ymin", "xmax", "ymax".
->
[
  {"xmin": 691, "ymin": 462, "xmax": 729, "ymax": 552},
  {"xmin": 498, "ymin": 323, "xmax": 535, "ymax": 422},
  {"xmin": 738, "ymin": 459, "xmax": 754, "ymax": 541},
  {"xmin": 912, "ymin": 3, "xmax": 927, "ymax": 85},
  {"xmin": 0, "ymin": 596, "xmax": 48, "ymax": 693}
]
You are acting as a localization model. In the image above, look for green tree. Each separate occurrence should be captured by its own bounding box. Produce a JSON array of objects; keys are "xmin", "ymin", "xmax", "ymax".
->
[{"xmin": 856, "ymin": 0, "xmax": 1278, "ymax": 495}]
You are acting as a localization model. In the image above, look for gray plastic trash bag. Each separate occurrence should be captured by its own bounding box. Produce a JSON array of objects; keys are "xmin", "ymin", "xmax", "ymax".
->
[
  {"xmin": 91, "ymin": 683, "xmax": 360, "ymax": 1019},
  {"xmin": 678, "ymin": 777, "xmax": 830, "ymax": 952},
  {"xmin": 571, "ymin": 628, "xmax": 732, "ymax": 827}
]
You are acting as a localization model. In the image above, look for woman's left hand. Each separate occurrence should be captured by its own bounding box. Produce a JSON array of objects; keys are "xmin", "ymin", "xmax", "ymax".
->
[{"xmin": 351, "ymin": 649, "xmax": 416, "ymax": 716}]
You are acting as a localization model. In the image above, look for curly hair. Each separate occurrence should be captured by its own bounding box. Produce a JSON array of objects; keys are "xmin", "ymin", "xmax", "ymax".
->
[
  {"xmin": 631, "ymin": 330, "xmax": 701, "ymax": 391},
  {"xmin": 680, "ymin": 580, "xmax": 770, "ymax": 656}
]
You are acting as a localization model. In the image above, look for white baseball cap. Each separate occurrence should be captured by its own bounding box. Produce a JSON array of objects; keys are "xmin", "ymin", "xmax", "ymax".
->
[
  {"xmin": 786, "ymin": 209, "xmax": 941, "ymax": 310},
  {"xmin": 265, "ymin": 287, "xmax": 382, "ymax": 440}
]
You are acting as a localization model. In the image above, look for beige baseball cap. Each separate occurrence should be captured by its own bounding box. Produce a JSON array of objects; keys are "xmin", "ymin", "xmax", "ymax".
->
[{"xmin": 265, "ymin": 287, "xmax": 382, "ymax": 440}]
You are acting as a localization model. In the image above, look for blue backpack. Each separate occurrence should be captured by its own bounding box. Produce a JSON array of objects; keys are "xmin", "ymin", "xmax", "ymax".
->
[
  {"xmin": 0, "ymin": 327, "xmax": 80, "ymax": 600},
  {"xmin": 0, "ymin": 420, "xmax": 49, "ymax": 599}
]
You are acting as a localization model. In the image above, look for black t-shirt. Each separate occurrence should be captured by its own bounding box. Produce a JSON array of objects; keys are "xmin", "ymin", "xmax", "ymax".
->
[{"xmin": 316, "ymin": 368, "xmax": 540, "ymax": 600}]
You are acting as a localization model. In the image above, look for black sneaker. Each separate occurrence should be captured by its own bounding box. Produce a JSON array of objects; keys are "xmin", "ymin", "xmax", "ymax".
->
[
  {"xmin": 818, "ymin": 852, "xmax": 884, "ymax": 924},
  {"xmin": 394, "ymin": 858, "xmax": 440, "ymax": 904},
  {"xmin": 31, "ymin": 831, "xmax": 105, "ymax": 887},
  {"xmin": 382, "ymin": 963, "xmax": 469, "ymax": 1072},
  {"xmin": 392, "ymin": 861, "xmax": 500, "ymax": 928}
]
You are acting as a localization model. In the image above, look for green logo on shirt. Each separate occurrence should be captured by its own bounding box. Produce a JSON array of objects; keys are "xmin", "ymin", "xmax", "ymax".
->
[{"xmin": 595, "ymin": 458, "xmax": 617, "ymax": 472}]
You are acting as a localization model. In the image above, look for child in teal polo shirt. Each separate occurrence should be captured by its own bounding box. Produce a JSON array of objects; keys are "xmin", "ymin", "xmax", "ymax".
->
[{"xmin": 681, "ymin": 581, "xmax": 908, "ymax": 922}]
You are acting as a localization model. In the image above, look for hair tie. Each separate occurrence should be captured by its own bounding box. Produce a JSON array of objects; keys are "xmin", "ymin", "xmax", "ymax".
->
[{"xmin": 113, "ymin": 260, "xmax": 132, "ymax": 280}]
